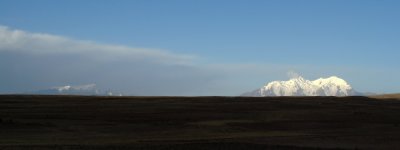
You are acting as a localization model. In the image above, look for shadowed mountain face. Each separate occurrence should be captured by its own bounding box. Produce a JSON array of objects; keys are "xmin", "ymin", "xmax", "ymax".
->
[
  {"xmin": 1, "ymin": 95, "xmax": 400, "ymax": 150},
  {"xmin": 242, "ymin": 76, "xmax": 359, "ymax": 97}
]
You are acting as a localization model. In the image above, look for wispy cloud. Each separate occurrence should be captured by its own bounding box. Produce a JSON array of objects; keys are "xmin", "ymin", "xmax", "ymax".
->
[{"xmin": 0, "ymin": 25, "xmax": 195, "ymax": 65}]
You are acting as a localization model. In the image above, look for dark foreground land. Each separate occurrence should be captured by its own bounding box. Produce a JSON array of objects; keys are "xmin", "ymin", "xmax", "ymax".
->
[{"xmin": 1, "ymin": 95, "xmax": 400, "ymax": 150}]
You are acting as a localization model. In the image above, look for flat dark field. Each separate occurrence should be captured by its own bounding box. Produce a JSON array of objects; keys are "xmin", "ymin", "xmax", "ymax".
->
[{"xmin": 1, "ymin": 95, "xmax": 400, "ymax": 150}]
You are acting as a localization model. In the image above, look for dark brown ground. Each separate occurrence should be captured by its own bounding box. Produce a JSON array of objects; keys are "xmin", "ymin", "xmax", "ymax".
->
[{"xmin": 1, "ymin": 95, "xmax": 400, "ymax": 150}]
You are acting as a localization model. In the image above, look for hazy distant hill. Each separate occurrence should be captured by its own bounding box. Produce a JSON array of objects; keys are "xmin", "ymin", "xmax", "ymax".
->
[{"xmin": 369, "ymin": 93, "xmax": 400, "ymax": 99}]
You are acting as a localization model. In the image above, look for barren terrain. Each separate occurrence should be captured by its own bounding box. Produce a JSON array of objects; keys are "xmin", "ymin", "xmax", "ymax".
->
[{"xmin": 1, "ymin": 95, "xmax": 400, "ymax": 149}]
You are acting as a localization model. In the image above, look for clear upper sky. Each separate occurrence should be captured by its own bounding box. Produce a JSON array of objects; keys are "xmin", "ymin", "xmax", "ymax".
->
[{"xmin": 1, "ymin": 0, "xmax": 399, "ymax": 95}]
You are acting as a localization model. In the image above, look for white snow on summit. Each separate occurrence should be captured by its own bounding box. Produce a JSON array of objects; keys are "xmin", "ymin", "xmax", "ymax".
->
[
  {"xmin": 242, "ymin": 76, "xmax": 356, "ymax": 97},
  {"xmin": 33, "ymin": 84, "xmax": 123, "ymax": 96},
  {"xmin": 312, "ymin": 76, "xmax": 353, "ymax": 96},
  {"xmin": 56, "ymin": 85, "xmax": 71, "ymax": 92},
  {"xmin": 54, "ymin": 84, "xmax": 97, "ymax": 92}
]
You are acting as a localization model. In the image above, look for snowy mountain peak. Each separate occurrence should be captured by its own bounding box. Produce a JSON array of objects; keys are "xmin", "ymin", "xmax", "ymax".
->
[
  {"xmin": 313, "ymin": 76, "xmax": 348, "ymax": 85},
  {"xmin": 242, "ymin": 75, "xmax": 357, "ymax": 97},
  {"xmin": 289, "ymin": 76, "xmax": 306, "ymax": 82},
  {"xmin": 33, "ymin": 84, "xmax": 123, "ymax": 96},
  {"xmin": 56, "ymin": 85, "xmax": 71, "ymax": 92},
  {"xmin": 53, "ymin": 84, "xmax": 97, "ymax": 93}
]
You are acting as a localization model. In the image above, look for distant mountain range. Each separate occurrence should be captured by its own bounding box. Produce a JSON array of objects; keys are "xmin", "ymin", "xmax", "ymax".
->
[
  {"xmin": 24, "ymin": 77, "xmax": 371, "ymax": 97},
  {"xmin": 32, "ymin": 84, "xmax": 123, "ymax": 96},
  {"xmin": 242, "ymin": 76, "xmax": 362, "ymax": 97}
]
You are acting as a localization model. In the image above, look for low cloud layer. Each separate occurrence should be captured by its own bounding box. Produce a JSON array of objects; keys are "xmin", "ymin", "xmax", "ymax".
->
[{"xmin": 0, "ymin": 25, "xmax": 223, "ymax": 95}]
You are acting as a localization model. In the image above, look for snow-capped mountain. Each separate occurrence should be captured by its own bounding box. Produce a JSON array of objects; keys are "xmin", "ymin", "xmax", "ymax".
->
[
  {"xmin": 242, "ymin": 76, "xmax": 357, "ymax": 96},
  {"xmin": 33, "ymin": 84, "xmax": 122, "ymax": 96}
]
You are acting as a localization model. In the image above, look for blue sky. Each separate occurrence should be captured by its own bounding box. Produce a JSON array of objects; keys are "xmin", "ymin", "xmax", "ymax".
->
[{"xmin": 1, "ymin": 0, "xmax": 400, "ymax": 95}]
